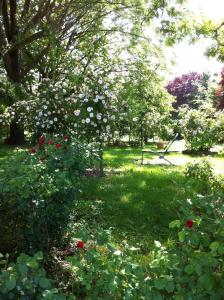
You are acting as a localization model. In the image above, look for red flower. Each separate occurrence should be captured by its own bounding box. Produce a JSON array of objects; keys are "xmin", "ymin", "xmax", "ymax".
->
[
  {"xmin": 64, "ymin": 135, "xmax": 69, "ymax": 142},
  {"xmin": 185, "ymin": 220, "xmax": 194, "ymax": 228},
  {"xmin": 48, "ymin": 140, "xmax": 54, "ymax": 145},
  {"xmin": 30, "ymin": 147, "xmax": 36, "ymax": 154},
  {"xmin": 76, "ymin": 240, "xmax": 84, "ymax": 249},
  {"xmin": 55, "ymin": 143, "xmax": 62, "ymax": 149},
  {"xmin": 39, "ymin": 135, "xmax": 45, "ymax": 146}
]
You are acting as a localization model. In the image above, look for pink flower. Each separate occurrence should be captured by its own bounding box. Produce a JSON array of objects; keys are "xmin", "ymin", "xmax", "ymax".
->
[
  {"xmin": 76, "ymin": 240, "xmax": 84, "ymax": 249},
  {"xmin": 30, "ymin": 147, "xmax": 36, "ymax": 154},
  {"xmin": 39, "ymin": 135, "xmax": 45, "ymax": 146},
  {"xmin": 55, "ymin": 143, "xmax": 62, "ymax": 149},
  {"xmin": 185, "ymin": 220, "xmax": 194, "ymax": 228},
  {"xmin": 48, "ymin": 140, "xmax": 54, "ymax": 145},
  {"xmin": 64, "ymin": 135, "xmax": 69, "ymax": 142}
]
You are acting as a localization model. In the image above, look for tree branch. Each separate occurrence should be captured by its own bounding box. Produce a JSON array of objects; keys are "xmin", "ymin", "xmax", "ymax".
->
[
  {"xmin": 2, "ymin": 0, "xmax": 11, "ymax": 41},
  {"xmin": 21, "ymin": 0, "xmax": 31, "ymax": 19},
  {"xmin": 9, "ymin": 0, "xmax": 17, "ymax": 37},
  {"xmin": 6, "ymin": 30, "xmax": 45, "ymax": 53}
]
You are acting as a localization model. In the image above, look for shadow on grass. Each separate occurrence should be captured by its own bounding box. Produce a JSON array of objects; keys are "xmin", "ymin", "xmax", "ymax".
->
[{"xmin": 83, "ymin": 165, "xmax": 186, "ymax": 245}]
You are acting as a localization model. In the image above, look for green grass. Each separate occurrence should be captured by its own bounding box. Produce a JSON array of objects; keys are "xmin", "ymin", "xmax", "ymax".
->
[
  {"xmin": 82, "ymin": 146, "xmax": 223, "ymax": 247},
  {"xmin": 1, "ymin": 143, "xmax": 223, "ymax": 248}
]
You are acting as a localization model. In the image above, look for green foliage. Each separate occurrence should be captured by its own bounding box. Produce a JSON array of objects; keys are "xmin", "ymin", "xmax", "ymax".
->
[
  {"xmin": 0, "ymin": 135, "xmax": 95, "ymax": 254},
  {"xmin": 184, "ymin": 158, "xmax": 214, "ymax": 186},
  {"xmin": 0, "ymin": 252, "xmax": 71, "ymax": 300},
  {"xmin": 178, "ymin": 105, "xmax": 218, "ymax": 151},
  {"xmin": 64, "ymin": 185, "xmax": 224, "ymax": 299}
]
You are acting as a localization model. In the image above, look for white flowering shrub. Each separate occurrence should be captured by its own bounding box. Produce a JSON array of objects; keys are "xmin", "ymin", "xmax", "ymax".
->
[
  {"xmin": 178, "ymin": 106, "xmax": 218, "ymax": 151},
  {"xmin": 0, "ymin": 69, "xmax": 119, "ymax": 144}
]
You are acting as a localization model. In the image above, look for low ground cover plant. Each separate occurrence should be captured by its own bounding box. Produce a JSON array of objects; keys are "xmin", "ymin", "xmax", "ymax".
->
[{"xmin": 0, "ymin": 251, "xmax": 73, "ymax": 299}]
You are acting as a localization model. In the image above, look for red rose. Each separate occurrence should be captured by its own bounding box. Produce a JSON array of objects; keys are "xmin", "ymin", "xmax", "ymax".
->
[
  {"xmin": 39, "ymin": 135, "xmax": 45, "ymax": 146},
  {"xmin": 30, "ymin": 147, "xmax": 36, "ymax": 154},
  {"xmin": 185, "ymin": 220, "xmax": 193, "ymax": 228},
  {"xmin": 55, "ymin": 143, "xmax": 62, "ymax": 149},
  {"xmin": 76, "ymin": 240, "xmax": 84, "ymax": 249},
  {"xmin": 64, "ymin": 135, "xmax": 69, "ymax": 142},
  {"xmin": 48, "ymin": 140, "xmax": 54, "ymax": 145}
]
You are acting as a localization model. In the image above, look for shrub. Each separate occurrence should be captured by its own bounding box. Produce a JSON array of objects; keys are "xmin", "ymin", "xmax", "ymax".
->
[
  {"xmin": 63, "ymin": 198, "xmax": 224, "ymax": 299},
  {"xmin": 0, "ymin": 134, "xmax": 96, "ymax": 254},
  {"xmin": 184, "ymin": 159, "xmax": 215, "ymax": 193},
  {"xmin": 0, "ymin": 251, "xmax": 73, "ymax": 300},
  {"xmin": 178, "ymin": 106, "xmax": 218, "ymax": 151}
]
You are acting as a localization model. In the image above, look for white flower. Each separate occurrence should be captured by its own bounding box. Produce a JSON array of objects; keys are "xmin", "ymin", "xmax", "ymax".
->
[
  {"xmin": 103, "ymin": 118, "xmax": 107, "ymax": 123},
  {"xmin": 84, "ymin": 98, "xmax": 88, "ymax": 102},
  {"xmin": 96, "ymin": 114, "xmax": 102, "ymax": 120},
  {"xmin": 82, "ymin": 119, "xmax": 85, "ymax": 124},
  {"xmin": 111, "ymin": 115, "xmax": 115, "ymax": 120},
  {"xmin": 54, "ymin": 117, "xmax": 58, "ymax": 122},
  {"xmin": 36, "ymin": 122, "xmax": 40, "ymax": 125},
  {"xmin": 74, "ymin": 109, "xmax": 80, "ymax": 116},
  {"xmin": 133, "ymin": 117, "xmax": 138, "ymax": 122},
  {"xmin": 106, "ymin": 125, "xmax": 110, "ymax": 130},
  {"xmin": 86, "ymin": 118, "xmax": 90, "ymax": 123},
  {"xmin": 38, "ymin": 111, "xmax": 43, "ymax": 116},
  {"xmin": 93, "ymin": 98, "xmax": 99, "ymax": 103},
  {"xmin": 87, "ymin": 107, "xmax": 93, "ymax": 112},
  {"xmin": 43, "ymin": 105, "xmax": 47, "ymax": 109},
  {"xmin": 48, "ymin": 111, "xmax": 51, "ymax": 115},
  {"xmin": 89, "ymin": 112, "xmax": 94, "ymax": 118},
  {"xmin": 49, "ymin": 120, "xmax": 53, "ymax": 124}
]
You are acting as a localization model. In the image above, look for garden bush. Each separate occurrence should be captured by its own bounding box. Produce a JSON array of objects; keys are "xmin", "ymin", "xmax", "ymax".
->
[
  {"xmin": 184, "ymin": 158, "xmax": 216, "ymax": 193},
  {"xmin": 61, "ymin": 193, "xmax": 224, "ymax": 299},
  {"xmin": 0, "ymin": 251, "xmax": 73, "ymax": 300},
  {"xmin": 178, "ymin": 106, "xmax": 218, "ymax": 152},
  {"xmin": 0, "ymin": 134, "xmax": 96, "ymax": 254}
]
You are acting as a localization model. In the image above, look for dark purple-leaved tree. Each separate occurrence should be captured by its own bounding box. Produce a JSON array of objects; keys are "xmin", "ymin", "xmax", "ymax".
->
[{"xmin": 166, "ymin": 72, "xmax": 203, "ymax": 109}]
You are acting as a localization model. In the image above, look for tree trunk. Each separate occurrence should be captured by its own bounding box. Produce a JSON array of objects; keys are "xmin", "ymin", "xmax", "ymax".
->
[
  {"xmin": 8, "ymin": 121, "xmax": 25, "ymax": 145},
  {"xmin": 4, "ymin": 50, "xmax": 25, "ymax": 145}
]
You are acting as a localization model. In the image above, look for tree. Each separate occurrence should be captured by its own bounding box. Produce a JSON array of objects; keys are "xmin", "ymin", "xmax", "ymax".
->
[
  {"xmin": 166, "ymin": 72, "xmax": 203, "ymax": 109},
  {"xmin": 0, "ymin": 0, "xmax": 189, "ymax": 144}
]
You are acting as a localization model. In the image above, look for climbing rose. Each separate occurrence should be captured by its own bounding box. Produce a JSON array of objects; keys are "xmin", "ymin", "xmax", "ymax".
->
[
  {"xmin": 30, "ymin": 147, "xmax": 36, "ymax": 154},
  {"xmin": 39, "ymin": 135, "xmax": 45, "ymax": 146},
  {"xmin": 76, "ymin": 240, "xmax": 84, "ymax": 249},
  {"xmin": 55, "ymin": 143, "xmax": 62, "ymax": 149},
  {"xmin": 185, "ymin": 220, "xmax": 193, "ymax": 228},
  {"xmin": 64, "ymin": 135, "xmax": 69, "ymax": 142}
]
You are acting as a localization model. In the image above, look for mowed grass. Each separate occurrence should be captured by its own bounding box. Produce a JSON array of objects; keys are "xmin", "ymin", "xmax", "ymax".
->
[
  {"xmin": 83, "ymin": 146, "xmax": 208, "ymax": 246},
  {"xmin": 1, "ymin": 143, "xmax": 223, "ymax": 247}
]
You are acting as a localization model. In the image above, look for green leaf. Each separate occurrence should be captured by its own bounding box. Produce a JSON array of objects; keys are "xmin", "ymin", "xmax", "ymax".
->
[
  {"xmin": 39, "ymin": 277, "xmax": 50, "ymax": 289},
  {"xmin": 155, "ymin": 278, "xmax": 166, "ymax": 290},
  {"xmin": 190, "ymin": 232, "xmax": 200, "ymax": 246},
  {"xmin": 166, "ymin": 281, "xmax": 175, "ymax": 293},
  {"xmin": 34, "ymin": 251, "xmax": 43, "ymax": 261},
  {"xmin": 209, "ymin": 241, "xmax": 219, "ymax": 252},
  {"xmin": 169, "ymin": 220, "xmax": 181, "ymax": 229},
  {"xmin": 184, "ymin": 264, "xmax": 194, "ymax": 275},
  {"xmin": 178, "ymin": 231, "xmax": 185, "ymax": 242},
  {"xmin": 6, "ymin": 274, "xmax": 16, "ymax": 291},
  {"xmin": 26, "ymin": 258, "xmax": 38, "ymax": 269}
]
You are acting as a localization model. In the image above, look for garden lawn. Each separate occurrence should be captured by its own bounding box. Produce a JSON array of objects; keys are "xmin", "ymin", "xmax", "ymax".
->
[{"xmin": 82, "ymin": 146, "xmax": 224, "ymax": 248}]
